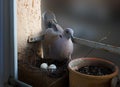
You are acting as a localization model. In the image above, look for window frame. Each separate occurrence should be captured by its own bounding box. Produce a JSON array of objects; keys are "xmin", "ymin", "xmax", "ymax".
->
[{"xmin": 0, "ymin": 0, "xmax": 18, "ymax": 86}]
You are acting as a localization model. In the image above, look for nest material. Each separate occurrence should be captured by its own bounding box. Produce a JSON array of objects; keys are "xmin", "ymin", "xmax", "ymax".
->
[{"xmin": 18, "ymin": 59, "xmax": 69, "ymax": 87}]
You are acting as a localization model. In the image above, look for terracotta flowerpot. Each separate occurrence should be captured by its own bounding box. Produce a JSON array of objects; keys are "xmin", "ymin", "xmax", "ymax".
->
[{"xmin": 68, "ymin": 58, "xmax": 119, "ymax": 87}]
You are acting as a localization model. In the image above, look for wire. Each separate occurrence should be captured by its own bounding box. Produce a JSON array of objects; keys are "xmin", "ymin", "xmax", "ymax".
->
[{"xmin": 84, "ymin": 32, "xmax": 111, "ymax": 57}]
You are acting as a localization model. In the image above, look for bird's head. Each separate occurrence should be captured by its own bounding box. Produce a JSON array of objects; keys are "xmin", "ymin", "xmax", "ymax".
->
[{"xmin": 64, "ymin": 28, "xmax": 74, "ymax": 39}]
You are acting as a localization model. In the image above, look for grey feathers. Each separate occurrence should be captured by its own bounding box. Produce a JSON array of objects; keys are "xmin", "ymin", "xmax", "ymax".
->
[{"xmin": 42, "ymin": 11, "xmax": 74, "ymax": 61}]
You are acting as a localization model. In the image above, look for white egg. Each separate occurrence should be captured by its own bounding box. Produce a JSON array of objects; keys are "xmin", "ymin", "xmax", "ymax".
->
[
  {"xmin": 40, "ymin": 63, "xmax": 48, "ymax": 69},
  {"xmin": 48, "ymin": 64, "xmax": 57, "ymax": 70}
]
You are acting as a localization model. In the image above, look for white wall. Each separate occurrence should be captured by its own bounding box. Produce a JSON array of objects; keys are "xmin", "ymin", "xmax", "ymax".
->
[{"xmin": 17, "ymin": 0, "xmax": 42, "ymax": 61}]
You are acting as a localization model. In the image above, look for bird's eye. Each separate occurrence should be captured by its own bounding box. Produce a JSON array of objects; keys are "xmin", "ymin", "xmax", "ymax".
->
[
  {"xmin": 59, "ymin": 35, "xmax": 62, "ymax": 38},
  {"xmin": 48, "ymin": 22, "xmax": 52, "ymax": 28},
  {"xmin": 66, "ymin": 30, "xmax": 69, "ymax": 33}
]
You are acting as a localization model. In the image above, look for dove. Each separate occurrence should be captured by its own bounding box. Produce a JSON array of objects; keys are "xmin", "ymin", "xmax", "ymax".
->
[
  {"xmin": 42, "ymin": 11, "xmax": 74, "ymax": 62},
  {"xmin": 43, "ymin": 28, "xmax": 61, "ymax": 44},
  {"xmin": 42, "ymin": 11, "xmax": 64, "ymax": 33},
  {"xmin": 51, "ymin": 28, "xmax": 74, "ymax": 61},
  {"xmin": 42, "ymin": 28, "xmax": 74, "ymax": 62},
  {"xmin": 42, "ymin": 28, "xmax": 62, "ymax": 57}
]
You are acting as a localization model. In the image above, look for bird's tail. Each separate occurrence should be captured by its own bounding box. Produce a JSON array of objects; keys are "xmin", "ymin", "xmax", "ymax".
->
[{"xmin": 42, "ymin": 10, "xmax": 57, "ymax": 29}]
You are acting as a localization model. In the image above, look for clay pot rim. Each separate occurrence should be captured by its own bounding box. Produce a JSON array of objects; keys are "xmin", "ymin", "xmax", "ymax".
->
[{"xmin": 68, "ymin": 57, "xmax": 119, "ymax": 79}]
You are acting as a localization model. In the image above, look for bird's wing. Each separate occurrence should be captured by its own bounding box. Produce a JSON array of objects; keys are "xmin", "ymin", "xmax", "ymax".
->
[{"xmin": 42, "ymin": 28, "xmax": 62, "ymax": 58}]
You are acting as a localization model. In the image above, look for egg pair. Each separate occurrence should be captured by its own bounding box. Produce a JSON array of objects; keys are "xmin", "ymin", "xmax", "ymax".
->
[{"xmin": 40, "ymin": 63, "xmax": 57, "ymax": 72}]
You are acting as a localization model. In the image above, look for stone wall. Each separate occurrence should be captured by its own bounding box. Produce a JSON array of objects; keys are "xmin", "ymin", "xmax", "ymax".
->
[{"xmin": 17, "ymin": 0, "xmax": 42, "ymax": 62}]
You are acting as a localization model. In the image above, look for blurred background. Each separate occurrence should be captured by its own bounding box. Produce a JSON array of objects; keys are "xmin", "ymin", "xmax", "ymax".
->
[
  {"xmin": 17, "ymin": 0, "xmax": 120, "ymax": 74},
  {"xmin": 41, "ymin": 0, "xmax": 120, "ymax": 65},
  {"xmin": 16, "ymin": 0, "xmax": 120, "ymax": 86}
]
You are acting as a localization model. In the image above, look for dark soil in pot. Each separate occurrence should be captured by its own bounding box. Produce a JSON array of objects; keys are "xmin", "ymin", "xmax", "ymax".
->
[{"xmin": 76, "ymin": 65, "xmax": 113, "ymax": 76}]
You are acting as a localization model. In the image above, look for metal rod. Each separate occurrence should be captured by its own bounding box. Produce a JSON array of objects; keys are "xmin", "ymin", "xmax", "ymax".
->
[
  {"xmin": 28, "ymin": 35, "xmax": 120, "ymax": 55},
  {"xmin": 28, "ymin": 36, "xmax": 44, "ymax": 43},
  {"xmin": 73, "ymin": 37, "xmax": 120, "ymax": 55}
]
